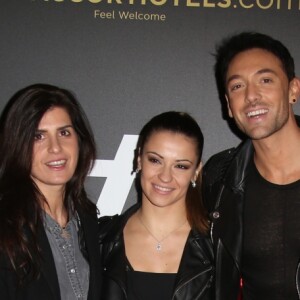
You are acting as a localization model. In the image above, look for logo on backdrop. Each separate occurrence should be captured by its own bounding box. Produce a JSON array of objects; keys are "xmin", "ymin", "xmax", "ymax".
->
[
  {"xmin": 89, "ymin": 134, "xmax": 138, "ymax": 216},
  {"xmin": 31, "ymin": 0, "xmax": 300, "ymax": 12}
]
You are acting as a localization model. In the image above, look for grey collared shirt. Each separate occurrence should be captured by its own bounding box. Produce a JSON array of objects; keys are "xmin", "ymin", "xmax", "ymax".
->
[{"xmin": 44, "ymin": 212, "xmax": 90, "ymax": 300}]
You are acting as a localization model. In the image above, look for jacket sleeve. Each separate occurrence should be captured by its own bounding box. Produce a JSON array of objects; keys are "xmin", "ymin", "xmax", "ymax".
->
[
  {"xmin": 0, "ymin": 261, "xmax": 11, "ymax": 299},
  {"xmin": 0, "ymin": 253, "xmax": 22, "ymax": 300}
]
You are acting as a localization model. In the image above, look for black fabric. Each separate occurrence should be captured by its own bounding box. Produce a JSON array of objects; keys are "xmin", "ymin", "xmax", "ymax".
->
[
  {"xmin": 0, "ymin": 208, "xmax": 101, "ymax": 300},
  {"xmin": 203, "ymin": 116, "xmax": 300, "ymax": 300},
  {"xmin": 242, "ymin": 160, "xmax": 300, "ymax": 300},
  {"xmin": 127, "ymin": 271, "xmax": 176, "ymax": 300},
  {"xmin": 203, "ymin": 139, "xmax": 253, "ymax": 300},
  {"xmin": 98, "ymin": 203, "xmax": 214, "ymax": 300}
]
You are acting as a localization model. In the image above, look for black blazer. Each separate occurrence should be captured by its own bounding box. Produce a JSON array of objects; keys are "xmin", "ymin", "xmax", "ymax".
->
[{"xmin": 0, "ymin": 209, "xmax": 102, "ymax": 300}]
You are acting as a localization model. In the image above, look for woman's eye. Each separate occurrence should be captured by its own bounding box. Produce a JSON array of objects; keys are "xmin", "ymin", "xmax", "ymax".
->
[
  {"xmin": 60, "ymin": 129, "xmax": 70, "ymax": 136},
  {"xmin": 176, "ymin": 164, "xmax": 189, "ymax": 170},
  {"xmin": 34, "ymin": 132, "xmax": 44, "ymax": 141},
  {"xmin": 148, "ymin": 157, "xmax": 160, "ymax": 164}
]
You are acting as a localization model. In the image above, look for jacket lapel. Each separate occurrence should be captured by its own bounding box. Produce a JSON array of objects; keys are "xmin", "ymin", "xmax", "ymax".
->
[
  {"xmin": 214, "ymin": 140, "xmax": 254, "ymax": 269},
  {"xmin": 175, "ymin": 231, "xmax": 213, "ymax": 285}
]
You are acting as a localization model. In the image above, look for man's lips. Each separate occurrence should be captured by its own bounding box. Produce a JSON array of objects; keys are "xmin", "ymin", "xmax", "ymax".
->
[{"xmin": 246, "ymin": 109, "xmax": 269, "ymax": 118}]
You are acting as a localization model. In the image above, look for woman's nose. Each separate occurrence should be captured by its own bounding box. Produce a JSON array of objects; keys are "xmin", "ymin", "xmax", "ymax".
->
[
  {"xmin": 158, "ymin": 166, "xmax": 172, "ymax": 183},
  {"xmin": 48, "ymin": 136, "xmax": 62, "ymax": 153}
]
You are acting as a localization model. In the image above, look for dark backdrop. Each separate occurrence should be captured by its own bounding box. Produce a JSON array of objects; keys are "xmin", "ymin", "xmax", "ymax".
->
[{"xmin": 1, "ymin": 0, "xmax": 299, "ymax": 215}]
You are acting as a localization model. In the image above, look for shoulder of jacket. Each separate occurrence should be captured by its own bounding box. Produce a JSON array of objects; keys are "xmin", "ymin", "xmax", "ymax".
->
[
  {"xmin": 203, "ymin": 147, "xmax": 237, "ymax": 184},
  {"xmin": 98, "ymin": 214, "xmax": 121, "ymax": 242},
  {"xmin": 98, "ymin": 203, "xmax": 141, "ymax": 245}
]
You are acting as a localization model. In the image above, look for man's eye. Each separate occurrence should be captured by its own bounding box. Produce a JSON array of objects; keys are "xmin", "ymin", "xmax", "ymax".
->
[
  {"xmin": 231, "ymin": 83, "xmax": 242, "ymax": 91},
  {"xmin": 262, "ymin": 78, "xmax": 272, "ymax": 83}
]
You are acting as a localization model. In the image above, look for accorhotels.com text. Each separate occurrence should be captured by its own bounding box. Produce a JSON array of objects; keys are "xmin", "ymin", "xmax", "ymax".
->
[{"xmin": 33, "ymin": 0, "xmax": 300, "ymax": 10}]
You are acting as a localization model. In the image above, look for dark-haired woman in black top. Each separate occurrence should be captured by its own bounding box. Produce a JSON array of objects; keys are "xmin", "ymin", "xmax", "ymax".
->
[{"xmin": 99, "ymin": 111, "xmax": 214, "ymax": 300}]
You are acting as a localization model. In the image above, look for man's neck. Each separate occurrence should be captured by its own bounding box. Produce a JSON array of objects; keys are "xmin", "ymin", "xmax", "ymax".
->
[{"xmin": 253, "ymin": 116, "xmax": 300, "ymax": 184}]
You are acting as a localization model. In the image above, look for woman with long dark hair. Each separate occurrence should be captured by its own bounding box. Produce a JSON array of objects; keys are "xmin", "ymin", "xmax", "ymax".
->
[
  {"xmin": 99, "ymin": 111, "xmax": 214, "ymax": 300},
  {"xmin": 0, "ymin": 84, "xmax": 101, "ymax": 300}
]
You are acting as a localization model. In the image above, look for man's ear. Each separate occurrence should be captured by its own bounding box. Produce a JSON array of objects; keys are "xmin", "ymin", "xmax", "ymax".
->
[
  {"xmin": 225, "ymin": 94, "xmax": 233, "ymax": 118},
  {"xmin": 289, "ymin": 77, "xmax": 300, "ymax": 104}
]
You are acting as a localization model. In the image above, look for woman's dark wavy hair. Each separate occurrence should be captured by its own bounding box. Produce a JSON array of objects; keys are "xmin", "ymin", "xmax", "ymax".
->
[
  {"xmin": 133, "ymin": 111, "xmax": 209, "ymax": 234},
  {"xmin": 214, "ymin": 31, "xmax": 296, "ymax": 99},
  {"xmin": 0, "ymin": 83, "xmax": 97, "ymax": 282}
]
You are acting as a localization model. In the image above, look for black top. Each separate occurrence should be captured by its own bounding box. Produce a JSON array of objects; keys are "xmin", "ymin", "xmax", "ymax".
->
[
  {"xmin": 127, "ymin": 271, "xmax": 176, "ymax": 300},
  {"xmin": 242, "ymin": 159, "xmax": 300, "ymax": 300}
]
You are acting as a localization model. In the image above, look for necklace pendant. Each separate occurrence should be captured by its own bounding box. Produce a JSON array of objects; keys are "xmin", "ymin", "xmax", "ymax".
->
[{"xmin": 156, "ymin": 243, "xmax": 162, "ymax": 251}]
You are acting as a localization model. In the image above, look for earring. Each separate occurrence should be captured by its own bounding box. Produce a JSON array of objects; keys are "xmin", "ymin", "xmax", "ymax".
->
[
  {"xmin": 292, "ymin": 99, "xmax": 297, "ymax": 103},
  {"xmin": 191, "ymin": 180, "xmax": 196, "ymax": 188},
  {"xmin": 135, "ymin": 168, "xmax": 140, "ymax": 174}
]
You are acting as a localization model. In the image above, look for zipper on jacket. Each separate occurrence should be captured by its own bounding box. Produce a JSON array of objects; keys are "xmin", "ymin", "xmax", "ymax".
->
[{"xmin": 210, "ymin": 184, "xmax": 225, "ymax": 244}]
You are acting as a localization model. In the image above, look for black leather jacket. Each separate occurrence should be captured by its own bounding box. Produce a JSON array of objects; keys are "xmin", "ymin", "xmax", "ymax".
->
[
  {"xmin": 203, "ymin": 136, "xmax": 300, "ymax": 300},
  {"xmin": 98, "ymin": 204, "xmax": 214, "ymax": 300}
]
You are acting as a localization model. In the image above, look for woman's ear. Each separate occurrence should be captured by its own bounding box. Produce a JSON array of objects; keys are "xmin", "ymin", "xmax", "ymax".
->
[
  {"xmin": 193, "ymin": 161, "xmax": 203, "ymax": 181},
  {"xmin": 137, "ymin": 155, "xmax": 141, "ymax": 172}
]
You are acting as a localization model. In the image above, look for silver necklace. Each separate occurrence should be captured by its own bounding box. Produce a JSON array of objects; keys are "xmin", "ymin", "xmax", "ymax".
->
[{"xmin": 137, "ymin": 213, "xmax": 187, "ymax": 251}]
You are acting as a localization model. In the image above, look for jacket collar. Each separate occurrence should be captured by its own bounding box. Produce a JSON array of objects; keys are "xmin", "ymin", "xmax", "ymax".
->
[{"xmin": 223, "ymin": 139, "xmax": 253, "ymax": 193}]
